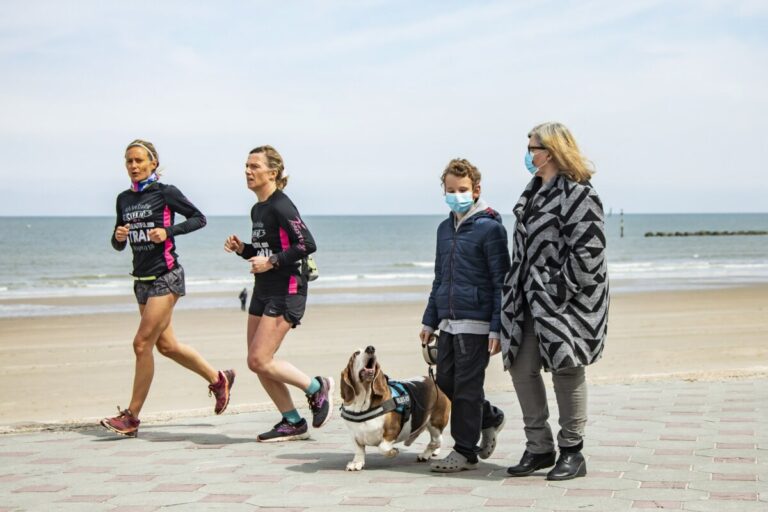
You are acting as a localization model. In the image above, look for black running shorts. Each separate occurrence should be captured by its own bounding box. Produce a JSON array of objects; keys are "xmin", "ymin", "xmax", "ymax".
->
[{"xmin": 248, "ymin": 292, "xmax": 306, "ymax": 327}]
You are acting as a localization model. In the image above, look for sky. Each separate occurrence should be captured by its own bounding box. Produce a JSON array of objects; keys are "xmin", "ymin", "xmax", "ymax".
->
[{"xmin": 1, "ymin": 0, "xmax": 766, "ymax": 216}]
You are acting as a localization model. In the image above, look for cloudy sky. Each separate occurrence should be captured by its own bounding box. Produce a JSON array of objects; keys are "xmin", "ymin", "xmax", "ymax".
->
[{"xmin": 1, "ymin": 0, "xmax": 766, "ymax": 216}]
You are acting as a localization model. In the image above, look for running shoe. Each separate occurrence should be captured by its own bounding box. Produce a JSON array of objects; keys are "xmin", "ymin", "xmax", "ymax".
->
[
  {"xmin": 257, "ymin": 418, "xmax": 310, "ymax": 442},
  {"xmin": 101, "ymin": 407, "xmax": 140, "ymax": 438},
  {"xmin": 208, "ymin": 369, "xmax": 236, "ymax": 415},
  {"xmin": 306, "ymin": 376, "xmax": 334, "ymax": 428}
]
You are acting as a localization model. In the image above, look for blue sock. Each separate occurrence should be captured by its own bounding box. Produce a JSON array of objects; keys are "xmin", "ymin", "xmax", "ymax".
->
[
  {"xmin": 282, "ymin": 409, "xmax": 302, "ymax": 425},
  {"xmin": 305, "ymin": 377, "xmax": 321, "ymax": 396}
]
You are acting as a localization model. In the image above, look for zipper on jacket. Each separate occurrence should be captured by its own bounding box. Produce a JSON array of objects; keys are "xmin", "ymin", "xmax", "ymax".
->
[{"xmin": 448, "ymin": 223, "xmax": 458, "ymax": 318}]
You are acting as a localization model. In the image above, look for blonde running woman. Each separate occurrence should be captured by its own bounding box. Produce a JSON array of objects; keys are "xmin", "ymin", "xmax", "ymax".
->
[{"xmin": 101, "ymin": 139, "xmax": 235, "ymax": 437}]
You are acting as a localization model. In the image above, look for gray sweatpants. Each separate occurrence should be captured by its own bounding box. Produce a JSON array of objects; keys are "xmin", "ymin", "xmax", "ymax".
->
[{"xmin": 508, "ymin": 312, "xmax": 587, "ymax": 454}]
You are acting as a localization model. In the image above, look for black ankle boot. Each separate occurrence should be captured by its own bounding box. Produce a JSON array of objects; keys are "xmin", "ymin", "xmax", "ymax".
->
[
  {"xmin": 506, "ymin": 450, "xmax": 556, "ymax": 477},
  {"xmin": 546, "ymin": 444, "xmax": 586, "ymax": 481}
]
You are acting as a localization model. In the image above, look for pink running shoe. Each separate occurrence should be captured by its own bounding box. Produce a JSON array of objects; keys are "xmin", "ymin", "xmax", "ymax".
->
[
  {"xmin": 209, "ymin": 369, "xmax": 236, "ymax": 415},
  {"xmin": 101, "ymin": 407, "xmax": 140, "ymax": 438}
]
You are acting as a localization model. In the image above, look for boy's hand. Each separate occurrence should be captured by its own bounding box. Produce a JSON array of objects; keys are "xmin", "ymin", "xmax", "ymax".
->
[
  {"xmin": 419, "ymin": 329, "xmax": 434, "ymax": 345},
  {"xmin": 488, "ymin": 338, "xmax": 501, "ymax": 355}
]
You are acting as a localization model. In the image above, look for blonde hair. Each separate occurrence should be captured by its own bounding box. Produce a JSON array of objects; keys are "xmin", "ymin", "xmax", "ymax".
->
[
  {"xmin": 441, "ymin": 158, "xmax": 482, "ymax": 188},
  {"xmin": 126, "ymin": 139, "xmax": 162, "ymax": 176},
  {"xmin": 528, "ymin": 122, "xmax": 594, "ymax": 183},
  {"xmin": 250, "ymin": 145, "xmax": 288, "ymax": 190}
]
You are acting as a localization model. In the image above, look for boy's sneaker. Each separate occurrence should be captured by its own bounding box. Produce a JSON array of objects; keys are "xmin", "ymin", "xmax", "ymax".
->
[
  {"xmin": 101, "ymin": 407, "xmax": 140, "ymax": 438},
  {"xmin": 479, "ymin": 412, "xmax": 506, "ymax": 459},
  {"xmin": 257, "ymin": 418, "xmax": 310, "ymax": 442},
  {"xmin": 306, "ymin": 376, "xmax": 334, "ymax": 428},
  {"xmin": 208, "ymin": 369, "xmax": 236, "ymax": 415}
]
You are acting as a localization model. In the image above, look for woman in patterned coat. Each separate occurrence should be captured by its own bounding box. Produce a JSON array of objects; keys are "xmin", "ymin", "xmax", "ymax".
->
[{"xmin": 500, "ymin": 122, "xmax": 608, "ymax": 481}]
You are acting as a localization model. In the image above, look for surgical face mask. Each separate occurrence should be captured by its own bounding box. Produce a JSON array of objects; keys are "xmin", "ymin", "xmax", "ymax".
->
[
  {"xmin": 524, "ymin": 151, "xmax": 538, "ymax": 175},
  {"xmin": 445, "ymin": 192, "xmax": 474, "ymax": 214}
]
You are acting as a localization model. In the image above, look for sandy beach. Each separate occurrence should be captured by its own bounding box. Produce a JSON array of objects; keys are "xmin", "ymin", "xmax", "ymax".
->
[{"xmin": 1, "ymin": 284, "xmax": 766, "ymax": 430}]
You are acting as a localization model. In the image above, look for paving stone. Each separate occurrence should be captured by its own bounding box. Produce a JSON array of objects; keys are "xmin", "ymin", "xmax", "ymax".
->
[
  {"xmin": 683, "ymin": 501, "xmax": 768, "ymax": 512},
  {"xmin": 107, "ymin": 492, "xmax": 203, "ymax": 507},
  {"xmin": 632, "ymin": 500, "xmax": 683, "ymax": 509},
  {"xmin": 614, "ymin": 488, "xmax": 707, "ymax": 501},
  {"xmin": 622, "ymin": 470, "xmax": 708, "ymax": 483},
  {"xmin": 686, "ymin": 480, "xmax": 762, "ymax": 493},
  {"xmin": 534, "ymin": 496, "xmax": 633, "ymax": 510},
  {"xmin": 546, "ymin": 477, "xmax": 638, "ymax": 491},
  {"xmin": 57, "ymin": 494, "xmax": 114, "ymax": 502},
  {"xmin": 198, "ymin": 493, "xmax": 252, "ymax": 503},
  {"xmin": 390, "ymin": 491, "xmax": 488, "ymax": 508},
  {"xmin": 0, "ymin": 380, "xmax": 765, "ymax": 512}
]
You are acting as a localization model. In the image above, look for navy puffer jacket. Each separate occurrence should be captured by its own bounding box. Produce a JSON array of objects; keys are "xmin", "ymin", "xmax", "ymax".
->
[{"xmin": 422, "ymin": 206, "xmax": 511, "ymax": 333}]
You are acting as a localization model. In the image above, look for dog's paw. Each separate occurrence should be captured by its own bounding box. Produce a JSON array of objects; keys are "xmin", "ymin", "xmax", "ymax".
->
[
  {"xmin": 383, "ymin": 447, "xmax": 399, "ymax": 458},
  {"xmin": 346, "ymin": 461, "xmax": 365, "ymax": 471},
  {"xmin": 416, "ymin": 454, "xmax": 430, "ymax": 462}
]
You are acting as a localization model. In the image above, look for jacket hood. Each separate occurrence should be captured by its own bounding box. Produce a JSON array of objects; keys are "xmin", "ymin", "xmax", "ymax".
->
[{"xmin": 451, "ymin": 198, "xmax": 502, "ymax": 228}]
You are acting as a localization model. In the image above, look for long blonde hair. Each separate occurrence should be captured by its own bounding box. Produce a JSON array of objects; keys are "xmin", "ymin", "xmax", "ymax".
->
[
  {"xmin": 528, "ymin": 122, "xmax": 594, "ymax": 183},
  {"xmin": 250, "ymin": 145, "xmax": 288, "ymax": 190}
]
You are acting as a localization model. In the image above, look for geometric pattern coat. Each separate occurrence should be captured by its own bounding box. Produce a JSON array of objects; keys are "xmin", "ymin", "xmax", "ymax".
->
[{"xmin": 500, "ymin": 175, "xmax": 609, "ymax": 371}]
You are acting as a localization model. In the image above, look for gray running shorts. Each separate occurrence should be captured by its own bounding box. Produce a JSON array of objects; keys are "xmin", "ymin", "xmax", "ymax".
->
[{"xmin": 133, "ymin": 266, "xmax": 186, "ymax": 305}]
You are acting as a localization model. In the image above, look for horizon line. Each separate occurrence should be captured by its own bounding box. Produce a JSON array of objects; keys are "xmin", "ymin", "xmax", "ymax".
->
[{"xmin": 1, "ymin": 212, "xmax": 767, "ymax": 218}]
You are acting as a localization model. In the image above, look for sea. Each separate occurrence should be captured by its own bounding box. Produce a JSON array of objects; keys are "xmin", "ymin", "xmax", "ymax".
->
[{"xmin": 1, "ymin": 213, "xmax": 767, "ymax": 318}]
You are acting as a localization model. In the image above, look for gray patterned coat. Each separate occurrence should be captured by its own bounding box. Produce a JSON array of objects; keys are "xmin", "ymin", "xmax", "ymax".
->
[{"xmin": 500, "ymin": 175, "xmax": 609, "ymax": 371}]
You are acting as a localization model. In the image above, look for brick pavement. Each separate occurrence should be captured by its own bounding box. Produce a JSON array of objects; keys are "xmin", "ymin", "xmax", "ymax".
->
[{"xmin": 0, "ymin": 379, "xmax": 765, "ymax": 511}]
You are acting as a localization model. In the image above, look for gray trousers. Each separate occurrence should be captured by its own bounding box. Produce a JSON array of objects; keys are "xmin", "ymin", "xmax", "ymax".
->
[{"xmin": 508, "ymin": 313, "xmax": 587, "ymax": 453}]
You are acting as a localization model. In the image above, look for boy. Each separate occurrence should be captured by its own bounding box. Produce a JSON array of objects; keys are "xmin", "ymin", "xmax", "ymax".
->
[{"xmin": 420, "ymin": 158, "xmax": 510, "ymax": 472}]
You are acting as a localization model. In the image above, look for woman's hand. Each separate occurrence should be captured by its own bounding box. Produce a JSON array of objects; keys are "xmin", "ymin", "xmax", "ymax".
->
[
  {"xmin": 248, "ymin": 256, "xmax": 274, "ymax": 274},
  {"xmin": 224, "ymin": 235, "xmax": 244, "ymax": 254},
  {"xmin": 488, "ymin": 338, "xmax": 501, "ymax": 356},
  {"xmin": 148, "ymin": 228, "xmax": 168, "ymax": 243},
  {"xmin": 114, "ymin": 224, "xmax": 130, "ymax": 242}
]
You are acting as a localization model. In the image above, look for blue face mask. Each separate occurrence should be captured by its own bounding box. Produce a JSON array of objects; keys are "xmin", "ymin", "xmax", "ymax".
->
[
  {"xmin": 524, "ymin": 151, "xmax": 538, "ymax": 175},
  {"xmin": 445, "ymin": 192, "xmax": 474, "ymax": 214}
]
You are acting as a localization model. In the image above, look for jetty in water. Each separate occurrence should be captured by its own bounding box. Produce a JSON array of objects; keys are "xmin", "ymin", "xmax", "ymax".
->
[{"xmin": 645, "ymin": 230, "xmax": 768, "ymax": 237}]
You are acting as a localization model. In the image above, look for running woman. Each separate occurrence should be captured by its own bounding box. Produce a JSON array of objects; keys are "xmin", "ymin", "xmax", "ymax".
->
[
  {"xmin": 101, "ymin": 139, "xmax": 235, "ymax": 438},
  {"xmin": 224, "ymin": 145, "xmax": 333, "ymax": 442}
]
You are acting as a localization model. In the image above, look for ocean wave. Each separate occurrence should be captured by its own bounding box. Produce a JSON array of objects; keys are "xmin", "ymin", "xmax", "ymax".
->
[
  {"xmin": 607, "ymin": 259, "xmax": 768, "ymax": 279},
  {"xmin": 392, "ymin": 261, "xmax": 434, "ymax": 268},
  {"xmin": 313, "ymin": 272, "xmax": 434, "ymax": 284},
  {"xmin": 3, "ymin": 259, "xmax": 768, "ymax": 300}
]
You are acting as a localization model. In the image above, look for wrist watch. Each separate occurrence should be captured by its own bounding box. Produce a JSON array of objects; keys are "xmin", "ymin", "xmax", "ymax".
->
[{"xmin": 268, "ymin": 254, "xmax": 280, "ymax": 268}]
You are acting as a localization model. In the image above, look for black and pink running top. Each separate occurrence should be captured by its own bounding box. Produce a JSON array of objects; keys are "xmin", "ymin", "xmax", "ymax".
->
[
  {"xmin": 111, "ymin": 182, "xmax": 206, "ymax": 279},
  {"xmin": 239, "ymin": 189, "xmax": 316, "ymax": 296}
]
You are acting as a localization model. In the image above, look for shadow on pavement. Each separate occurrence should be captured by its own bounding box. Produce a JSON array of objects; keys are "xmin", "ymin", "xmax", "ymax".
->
[
  {"xmin": 277, "ymin": 451, "xmax": 508, "ymax": 479},
  {"xmin": 76, "ymin": 425, "xmax": 253, "ymax": 445}
]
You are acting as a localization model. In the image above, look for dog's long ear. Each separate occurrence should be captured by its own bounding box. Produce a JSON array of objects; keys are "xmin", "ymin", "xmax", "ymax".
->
[
  {"xmin": 371, "ymin": 363, "xmax": 388, "ymax": 399},
  {"xmin": 340, "ymin": 358, "xmax": 355, "ymax": 404}
]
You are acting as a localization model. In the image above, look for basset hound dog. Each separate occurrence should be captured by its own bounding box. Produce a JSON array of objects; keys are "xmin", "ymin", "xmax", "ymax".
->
[{"xmin": 339, "ymin": 345, "xmax": 450, "ymax": 471}]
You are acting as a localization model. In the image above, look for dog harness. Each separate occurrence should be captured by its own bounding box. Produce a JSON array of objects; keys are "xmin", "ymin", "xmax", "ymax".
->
[{"xmin": 340, "ymin": 380, "xmax": 412, "ymax": 423}]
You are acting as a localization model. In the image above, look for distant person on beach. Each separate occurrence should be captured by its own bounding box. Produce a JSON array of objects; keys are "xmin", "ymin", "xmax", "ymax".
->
[
  {"xmin": 101, "ymin": 139, "xmax": 235, "ymax": 438},
  {"xmin": 224, "ymin": 145, "xmax": 333, "ymax": 442},
  {"xmin": 420, "ymin": 158, "xmax": 510, "ymax": 472},
  {"xmin": 239, "ymin": 288, "xmax": 248, "ymax": 311},
  {"xmin": 500, "ymin": 122, "xmax": 609, "ymax": 480}
]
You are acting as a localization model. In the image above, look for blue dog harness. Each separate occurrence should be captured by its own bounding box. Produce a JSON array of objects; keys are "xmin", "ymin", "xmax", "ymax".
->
[{"xmin": 340, "ymin": 379, "xmax": 412, "ymax": 423}]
